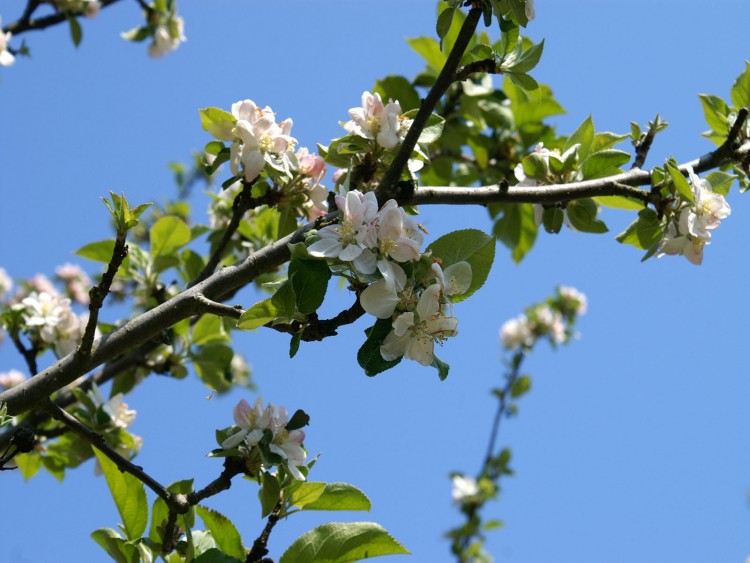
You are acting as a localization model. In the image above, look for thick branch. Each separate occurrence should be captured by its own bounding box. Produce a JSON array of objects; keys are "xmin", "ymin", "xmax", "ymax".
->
[
  {"xmin": 3, "ymin": 138, "xmax": 749, "ymax": 417},
  {"xmin": 406, "ymin": 139, "xmax": 750, "ymax": 206},
  {"xmin": 376, "ymin": 3, "xmax": 483, "ymax": 199}
]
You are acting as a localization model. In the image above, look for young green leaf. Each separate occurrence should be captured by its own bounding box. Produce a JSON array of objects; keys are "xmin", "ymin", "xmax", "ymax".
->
[
  {"xmin": 426, "ymin": 229, "xmax": 496, "ymax": 302},
  {"xmin": 150, "ymin": 216, "xmax": 191, "ymax": 257},
  {"xmin": 279, "ymin": 522, "xmax": 409, "ymax": 563},
  {"xmin": 92, "ymin": 449, "xmax": 148, "ymax": 541},
  {"xmin": 195, "ymin": 506, "xmax": 245, "ymax": 560},
  {"xmin": 297, "ymin": 482, "xmax": 372, "ymax": 512}
]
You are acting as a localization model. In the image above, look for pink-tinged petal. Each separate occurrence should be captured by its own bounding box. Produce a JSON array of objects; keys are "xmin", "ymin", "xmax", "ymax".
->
[
  {"xmin": 231, "ymin": 100, "xmax": 259, "ymax": 121},
  {"xmin": 245, "ymin": 428, "xmax": 264, "ymax": 447},
  {"xmin": 389, "ymin": 237, "xmax": 421, "ymax": 262},
  {"xmin": 233, "ymin": 399, "xmax": 253, "ymax": 427}
]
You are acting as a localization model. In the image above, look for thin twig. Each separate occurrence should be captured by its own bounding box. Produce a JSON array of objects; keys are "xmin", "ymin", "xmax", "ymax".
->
[
  {"xmin": 4, "ymin": 0, "xmax": 124, "ymax": 36},
  {"xmin": 79, "ymin": 235, "xmax": 129, "ymax": 357},
  {"xmin": 10, "ymin": 333, "xmax": 38, "ymax": 376},
  {"xmin": 266, "ymin": 296, "xmax": 366, "ymax": 341},
  {"xmin": 187, "ymin": 457, "xmax": 245, "ymax": 505},
  {"xmin": 246, "ymin": 500, "xmax": 283, "ymax": 563},
  {"xmin": 194, "ymin": 294, "xmax": 244, "ymax": 319},
  {"xmin": 42, "ymin": 400, "xmax": 182, "ymax": 509},
  {"xmin": 376, "ymin": 3, "xmax": 483, "ymax": 200}
]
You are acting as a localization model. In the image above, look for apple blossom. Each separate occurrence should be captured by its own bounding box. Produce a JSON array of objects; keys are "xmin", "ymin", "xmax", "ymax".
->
[
  {"xmin": 56, "ymin": 263, "xmax": 92, "ymax": 305},
  {"xmin": 89, "ymin": 383, "xmax": 137, "ymax": 430},
  {"xmin": 221, "ymin": 397, "xmax": 307, "ymax": 480},
  {"xmin": 0, "ymin": 369, "xmax": 26, "ymax": 389},
  {"xmin": 558, "ymin": 285, "xmax": 588, "ymax": 315},
  {"xmin": 451, "ymin": 474, "xmax": 479, "ymax": 504},
  {"xmin": 0, "ymin": 267, "xmax": 12, "ymax": 298},
  {"xmin": 344, "ymin": 91, "xmax": 403, "ymax": 149},
  {"xmin": 380, "ymin": 284, "xmax": 459, "ymax": 366},
  {"xmin": 148, "ymin": 15, "xmax": 186, "ymax": 58},
  {"xmin": 228, "ymin": 99, "xmax": 296, "ymax": 182},
  {"xmin": 0, "ymin": 18, "xmax": 15, "ymax": 67},
  {"xmin": 307, "ymin": 190, "xmax": 379, "ymax": 271},
  {"xmin": 525, "ymin": 0, "xmax": 536, "ymax": 21},
  {"xmin": 499, "ymin": 315, "xmax": 534, "ymax": 349}
]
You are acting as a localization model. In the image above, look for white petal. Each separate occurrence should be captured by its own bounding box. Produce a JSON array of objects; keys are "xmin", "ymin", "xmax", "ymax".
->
[{"xmin": 360, "ymin": 280, "xmax": 400, "ymax": 319}]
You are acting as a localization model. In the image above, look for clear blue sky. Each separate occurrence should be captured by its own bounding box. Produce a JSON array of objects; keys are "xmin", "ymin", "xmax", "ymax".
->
[{"xmin": 2, "ymin": 1, "xmax": 750, "ymax": 562}]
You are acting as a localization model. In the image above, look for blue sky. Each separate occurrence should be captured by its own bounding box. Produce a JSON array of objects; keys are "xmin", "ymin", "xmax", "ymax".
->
[{"xmin": 2, "ymin": 1, "xmax": 750, "ymax": 561}]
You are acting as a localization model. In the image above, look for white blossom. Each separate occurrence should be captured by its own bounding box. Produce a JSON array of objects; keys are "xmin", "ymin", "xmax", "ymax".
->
[
  {"xmin": 344, "ymin": 91, "xmax": 403, "ymax": 149},
  {"xmin": 0, "ymin": 267, "xmax": 12, "ymax": 298},
  {"xmin": 0, "ymin": 18, "xmax": 15, "ymax": 67},
  {"xmin": 451, "ymin": 475, "xmax": 479, "ymax": 503},
  {"xmin": 558, "ymin": 286, "xmax": 588, "ymax": 315},
  {"xmin": 90, "ymin": 383, "xmax": 136, "ymax": 429},
  {"xmin": 499, "ymin": 315, "xmax": 534, "ymax": 349},
  {"xmin": 0, "ymin": 369, "xmax": 26, "ymax": 389},
  {"xmin": 222, "ymin": 397, "xmax": 307, "ymax": 480},
  {"xmin": 381, "ymin": 284, "xmax": 458, "ymax": 366},
  {"xmin": 148, "ymin": 15, "xmax": 186, "ymax": 58}
]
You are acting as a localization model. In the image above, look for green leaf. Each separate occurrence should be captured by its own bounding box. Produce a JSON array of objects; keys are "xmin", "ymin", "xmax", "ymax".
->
[
  {"xmin": 698, "ymin": 94, "xmax": 730, "ymax": 137},
  {"xmin": 406, "ymin": 36, "xmax": 446, "ymax": 70},
  {"xmin": 436, "ymin": 7, "xmax": 455, "ymax": 44},
  {"xmin": 358, "ymin": 319, "xmax": 402, "ymax": 376},
  {"xmin": 616, "ymin": 208, "xmax": 662, "ymax": 250},
  {"xmin": 506, "ymin": 71, "xmax": 538, "ymax": 92},
  {"xmin": 666, "ymin": 162, "xmax": 694, "ymax": 203},
  {"xmin": 120, "ymin": 26, "xmax": 150, "ymax": 42},
  {"xmin": 521, "ymin": 152, "xmax": 549, "ymax": 180},
  {"xmin": 193, "ymin": 314, "xmax": 231, "ymax": 346},
  {"xmin": 431, "ymin": 354, "xmax": 450, "ymax": 381},
  {"xmin": 426, "ymin": 229, "xmax": 495, "ymax": 302},
  {"xmin": 581, "ymin": 149, "xmax": 631, "ymax": 180},
  {"xmin": 503, "ymin": 76, "xmax": 566, "ymax": 127},
  {"xmin": 373, "ymin": 76, "xmax": 420, "ymax": 112},
  {"xmin": 277, "ymin": 208, "xmax": 299, "ymax": 239},
  {"xmin": 565, "ymin": 116, "xmax": 595, "ymax": 160},
  {"xmin": 279, "ymin": 522, "xmax": 409, "ymax": 563},
  {"xmin": 593, "ymin": 196, "xmax": 644, "ymax": 210},
  {"xmin": 730, "ymin": 60, "xmax": 750, "ymax": 109},
  {"xmin": 90, "ymin": 529, "xmax": 139, "ymax": 563},
  {"xmin": 199, "ymin": 107, "xmax": 237, "ymax": 142},
  {"xmin": 289, "ymin": 259, "xmax": 331, "ymax": 314},
  {"xmin": 193, "ymin": 344, "xmax": 234, "ymax": 392},
  {"xmin": 14, "ymin": 452, "xmax": 42, "ymax": 481},
  {"xmin": 150, "ymin": 216, "xmax": 191, "ymax": 257},
  {"xmin": 290, "ymin": 482, "xmax": 327, "ymax": 508},
  {"xmin": 492, "ymin": 203, "xmax": 538, "ymax": 263},
  {"xmin": 297, "ymin": 482, "xmax": 372, "ymax": 512},
  {"xmin": 566, "ymin": 199, "xmax": 608, "ymax": 233},
  {"xmin": 401, "ymin": 109, "xmax": 445, "ymax": 144},
  {"xmin": 92, "ymin": 449, "xmax": 148, "ymax": 541},
  {"xmin": 193, "ymin": 548, "xmax": 243, "ymax": 563},
  {"xmin": 196, "ymin": 506, "xmax": 245, "ymax": 560},
  {"xmin": 542, "ymin": 207, "xmax": 563, "ymax": 234},
  {"xmin": 75, "ymin": 239, "xmax": 117, "ymax": 263},
  {"xmin": 67, "ymin": 15, "xmax": 82, "ymax": 47},
  {"xmin": 259, "ymin": 472, "xmax": 281, "ymax": 518},
  {"xmin": 510, "ymin": 374, "xmax": 531, "ymax": 398},
  {"xmin": 705, "ymin": 170, "xmax": 737, "ymax": 196},
  {"xmin": 507, "ymin": 39, "xmax": 544, "ymax": 74},
  {"xmin": 591, "ymin": 131, "xmax": 629, "ymax": 152},
  {"xmin": 286, "ymin": 409, "xmax": 310, "ymax": 431},
  {"xmin": 237, "ymin": 297, "xmax": 281, "ymax": 330},
  {"xmin": 290, "ymin": 331, "xmax": 302, "ymax": 358}
]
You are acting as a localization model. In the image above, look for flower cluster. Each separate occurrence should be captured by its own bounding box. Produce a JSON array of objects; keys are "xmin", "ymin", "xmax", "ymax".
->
[
  {"xmin": 148, "ymin": 13, "xmax": 185, "ymax": 58},
  {"xmin": 56, "ymin": 0, "xmax": 101, "ymax": 18},
  {"xmin": 0, "ymin": 17, "xmax": 14, "ymax": 67},
  {"xmin": 220, "ymin": 397, "xmax": 307, "ymax": 480},
  {"xmin": 499, "ymin": 286, "xmax": 587, "ymax": 350},
  {"xmin": 0, "ymin": 266, "xmax": 97, "ymax": 358},
  {"xmin": 308, "ymin": 190, "xmax": 469, "ymax": 366},
  {"xmin": 657, "ymin": 167, "xmax": 731, "ymax": 265},
  {"xmin": 344, "ymin": 91, "xmax": 406, "ymax": 150},
  {"xmin": 204, "ymin": 100, "xmax": 328, "ymax": 221}
]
